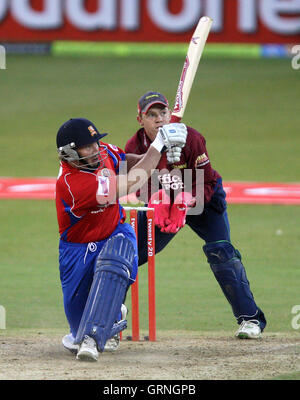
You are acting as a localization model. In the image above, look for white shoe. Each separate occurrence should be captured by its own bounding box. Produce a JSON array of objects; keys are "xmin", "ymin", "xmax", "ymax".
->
[
  {"xmin": 76, "ymin": 335, "xmax": 99, "ymax": 361},
  {"xmin": 62, "ymin": 333, "xmax": 79, "ymax": 354},
  {"xmin": 104, "ymin": 335, "xmax": 120, "ymax": 352},
  {"xmin": 235, "ymin": 320, "xmax": 262, "ymax": 339},
  {"xmin": 104, "ymin": 304, "xmax": 128, "ymax": 352}
]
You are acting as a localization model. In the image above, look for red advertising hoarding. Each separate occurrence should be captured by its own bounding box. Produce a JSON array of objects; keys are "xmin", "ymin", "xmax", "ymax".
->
[
  {"xmin": 1, "ymin": 177, "xmax": 300, "ymax": 205},
  {"xmin": 0, "ymin": 0, "xmax": 299, "ymax": 44}
]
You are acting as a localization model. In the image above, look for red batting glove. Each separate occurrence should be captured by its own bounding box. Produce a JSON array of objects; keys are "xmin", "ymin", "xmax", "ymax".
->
[
  {"xmin": 148, "ymin": 189, "xmax": 171, "ymax": 229},
  {"xmin": 162, "ymin": 192, "xmax": 195, "ymax": 234}
]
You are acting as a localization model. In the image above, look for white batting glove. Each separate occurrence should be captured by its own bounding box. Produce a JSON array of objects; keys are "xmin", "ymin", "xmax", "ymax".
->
[
  {"xmin": 151, "ymin": 123, "xmax": 187, "ymax": 153},
  {"xmin": 159, "ymin": 123, "xmax": 187, "ymax": 148},
  {"xmin": 166, "ymin": 146, "xmax": 182, "ymax": 163}
]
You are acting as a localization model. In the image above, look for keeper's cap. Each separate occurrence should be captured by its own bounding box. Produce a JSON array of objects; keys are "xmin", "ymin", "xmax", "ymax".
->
[
  {"xmin": 56, "ymin": 118, "xmax": 107, "ymax": 149},
  {"xmin": 137, "ymin": 91, "xmax": 169, "ymax": 115}
]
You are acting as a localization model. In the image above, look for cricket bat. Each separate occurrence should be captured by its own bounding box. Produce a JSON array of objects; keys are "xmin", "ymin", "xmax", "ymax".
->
[{"xmin": 170, "ymin": 16, "xmax": 213, "ymax": 123}]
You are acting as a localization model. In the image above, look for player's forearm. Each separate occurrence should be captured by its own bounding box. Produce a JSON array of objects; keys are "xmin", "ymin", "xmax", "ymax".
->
[
  {"xmin": 116, "ymin": 124, "xmax": 187, "ymax": 197},
  {"xmin": 117, "ymin": 146, "xmax": 161, "ymax": 196},
  {"xmin": 124, "ymin": 153, "xmax": 144, "ymax": 172}
]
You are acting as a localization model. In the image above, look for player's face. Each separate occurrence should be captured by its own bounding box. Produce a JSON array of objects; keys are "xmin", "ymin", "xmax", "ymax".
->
[
  {"xmin": 138, "ymin": 106, "xmax": 171, "ymax": 141},
  {"xmin": 77, "ymin": 142, "xmax": 100, "ymax": 169}
]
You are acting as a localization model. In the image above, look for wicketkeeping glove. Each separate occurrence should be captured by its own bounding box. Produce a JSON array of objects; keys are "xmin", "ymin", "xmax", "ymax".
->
[
  {"xmin": 161, "ymin": 192, "xmax": 195, "ymax": 234},
  {"xmin": 148, "ymin": 189, "xmax": 171, "ymax": 228},
  {"xmin": 166, "ymin": 146, "xmax": 182, "ymax": 163}
]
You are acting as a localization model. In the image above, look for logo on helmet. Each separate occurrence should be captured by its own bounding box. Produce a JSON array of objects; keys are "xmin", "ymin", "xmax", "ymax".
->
[{"xmin": 88, "ymin": 125, "xmax": 97, "ymax": 136}]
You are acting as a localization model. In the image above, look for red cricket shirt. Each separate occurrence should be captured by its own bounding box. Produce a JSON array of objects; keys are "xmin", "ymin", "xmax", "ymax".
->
[{"xmin": 56, "ymin": 143, "xmax": 126, "ymax": 243}]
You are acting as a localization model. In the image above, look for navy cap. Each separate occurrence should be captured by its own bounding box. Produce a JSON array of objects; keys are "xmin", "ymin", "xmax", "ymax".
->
[
  {"xmin": 138, "ymin": 91, "xmax": 169, "ymax": 115},
  {"xmin": 56, "ymin": 118, "xmax": 107, "ymax": 149}
]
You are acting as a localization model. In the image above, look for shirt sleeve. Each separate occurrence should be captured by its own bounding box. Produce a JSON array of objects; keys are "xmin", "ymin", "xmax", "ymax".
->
[
  {"xmin": 124, "ymin": 138, "xmax": 134, "ymax": 153},
  {"xmin": 105, "ymin": 143, "xmax": 126, "ymax": 173},
  {"xmin": 186, "ymin": 129, "xmax": 219, "ymax": 204},
  {"xmin": 124, "ymin": 131, "xmax": 145, "ymax": 155}
]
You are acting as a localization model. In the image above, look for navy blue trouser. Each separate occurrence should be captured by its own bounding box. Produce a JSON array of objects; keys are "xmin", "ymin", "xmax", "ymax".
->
[{"xmin": 136, "ymin": 179, "xmax": 266, "ymax": 330}]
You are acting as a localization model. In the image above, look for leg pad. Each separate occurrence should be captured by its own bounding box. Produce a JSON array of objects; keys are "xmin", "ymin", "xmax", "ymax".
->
[
  {"xmin": 203, "ymin": 241, "xmax": 266, "ymax": 329},
  {"xmin": 75, "ymin": 234, "xmax": 135, "ymax": 351}
]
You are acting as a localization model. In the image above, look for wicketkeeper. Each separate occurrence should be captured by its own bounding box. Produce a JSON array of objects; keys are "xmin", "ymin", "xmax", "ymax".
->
[{"xmin": 125, "ymin": 91, "xmax": 267, "ymax": 339}]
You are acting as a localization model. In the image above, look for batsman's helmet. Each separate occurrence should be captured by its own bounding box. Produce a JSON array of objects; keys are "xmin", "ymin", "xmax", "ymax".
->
[{"xmin": 56, "ymin": 118, "xmax": 108, "ymax": 169}]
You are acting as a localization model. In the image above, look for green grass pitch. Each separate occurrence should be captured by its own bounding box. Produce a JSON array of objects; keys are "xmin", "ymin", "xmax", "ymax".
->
[{"xmin": 0, "ymin": 55, "xmax": 299, "ymax": 338}]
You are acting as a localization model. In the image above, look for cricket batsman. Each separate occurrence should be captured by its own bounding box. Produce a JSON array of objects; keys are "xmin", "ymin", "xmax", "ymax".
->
[{"xmin": 55, "ymin": 117, "xmax": 187, "ymax": 361}]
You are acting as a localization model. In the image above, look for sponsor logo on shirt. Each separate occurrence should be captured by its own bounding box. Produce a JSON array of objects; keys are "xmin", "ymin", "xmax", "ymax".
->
[
  {"xmin": 108, "ymin": 143, "xmax": 119, "ymax": 152},
  {"xmin": 195, "ymin": 153, "xmax": 209, "ymax": 168},
  {"xmin": 172, "ymin": 163, "xmax": 187, "ymax": 169},
  {"xmin": 158, "ymin": 173, "xmax": 184, "ymax": 190},
  {"xmin": 97, "ymin": 176, "xmax": 109, "ymax": 196},
  {"xmin": 100, "ymin": 168, "xmax": 111, "ymax": 177}
]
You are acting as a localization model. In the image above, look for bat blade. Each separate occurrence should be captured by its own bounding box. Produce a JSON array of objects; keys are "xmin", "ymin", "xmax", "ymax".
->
[{"xmin": 171, "ymin": 16, "xmax": 213, "ymax": 123}]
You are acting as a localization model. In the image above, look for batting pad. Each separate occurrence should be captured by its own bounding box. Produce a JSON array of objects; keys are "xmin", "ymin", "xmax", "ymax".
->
[{"xmin": 75, "ymin": 233, "xmax": 135, "ymax": 352}]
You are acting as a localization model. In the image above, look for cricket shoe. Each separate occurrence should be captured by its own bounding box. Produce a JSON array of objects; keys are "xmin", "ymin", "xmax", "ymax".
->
[
  {"xmin": 62, "ymin": 304, "xmax": 128, "ymax": 355},
  {"xmin": 62, "ymin": 331, "xmax": 119, "ymax": 354},
  {"xmin": 62, "ymin": 333, "xmax": 79, "ymax": 354},
  {"xmin": 76, "ymin": 335, "xmax": 99, "ymax": 362},
  {"xmin": 235, "ymin": 320, "xmax": 262, "ymax": 339},
  {"xmin": 104, "ymin": 304, "xmax": 128, "ymax": 352}
]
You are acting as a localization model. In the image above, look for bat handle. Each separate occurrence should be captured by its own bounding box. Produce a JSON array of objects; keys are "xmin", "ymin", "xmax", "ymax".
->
[{"xmin": 170, "ymin": 115, "xmax": 182, "ymax": 123}]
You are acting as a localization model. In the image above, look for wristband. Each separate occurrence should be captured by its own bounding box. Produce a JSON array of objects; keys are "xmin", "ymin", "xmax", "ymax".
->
[{"xmin": 150, "ymin": 130, "xmax": 166, "ymax": 154}]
